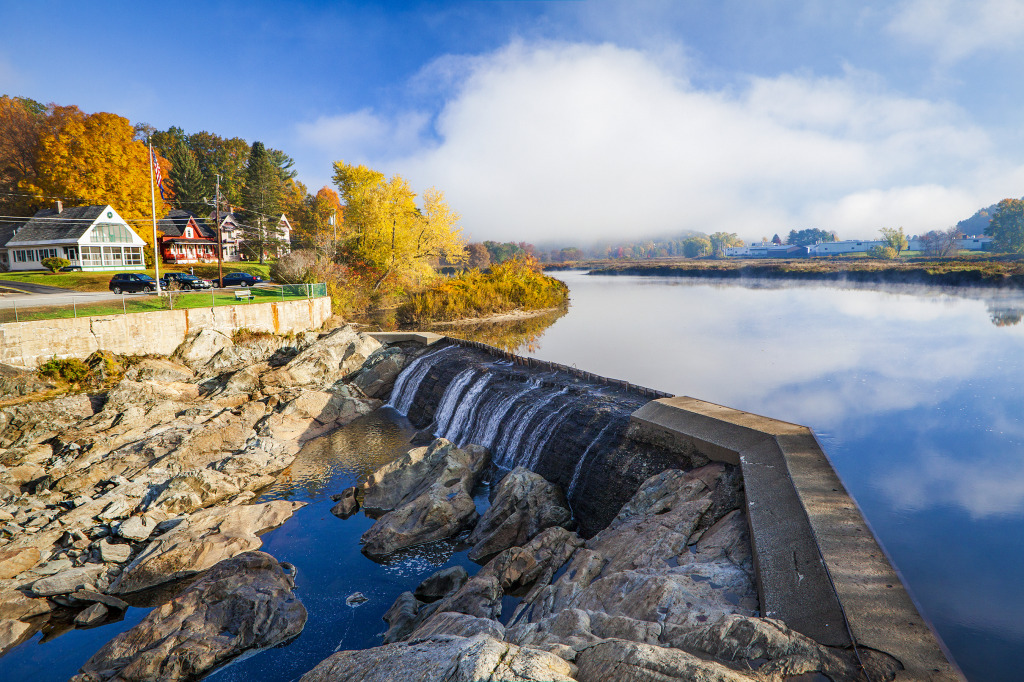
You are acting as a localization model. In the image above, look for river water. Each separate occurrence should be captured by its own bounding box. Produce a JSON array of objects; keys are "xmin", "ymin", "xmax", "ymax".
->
[{"xmin": 514, "ymin": 270, "xmax": 1024, "ymax": 682}]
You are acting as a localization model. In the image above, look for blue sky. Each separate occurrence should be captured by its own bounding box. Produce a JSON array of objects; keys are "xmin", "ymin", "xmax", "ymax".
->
[{"xmin": 3, "ymin": 0, "xmax": 1024, "ymax": 245}]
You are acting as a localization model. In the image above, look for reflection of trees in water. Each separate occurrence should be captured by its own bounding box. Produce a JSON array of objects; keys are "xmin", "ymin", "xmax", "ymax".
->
[
  {"xmin": 435, "ymin": 306, "xmax": 568, "ymax": 353},
  {"xmin": 987, "ymin": 303, "xmax": 1024, "ymax": 327},
  {"xmin": 259, "ymin": 410, "xmax": 417, "ymax": 502}
]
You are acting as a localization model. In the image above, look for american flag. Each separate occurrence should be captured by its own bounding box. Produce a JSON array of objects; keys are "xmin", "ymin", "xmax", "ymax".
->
[{"xmin": 151, "ymin": 149, "xmax": 168, "ymax": 200}]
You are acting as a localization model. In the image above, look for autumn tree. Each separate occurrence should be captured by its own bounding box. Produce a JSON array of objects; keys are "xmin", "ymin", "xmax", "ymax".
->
[
  {"xmin": 986, "ymin": 198, "xmax": 1024, "ymax": 254},
  {"xmin": 709, "ymin": 232, "xmax": 743, "ymax": 257},
  {"xmin": 465, "ymin": 243, "xmax": 491, "ymax": 270},
  {"xmin": 0, "ymin": 96, "xmax": 46, "ymax": 214},
  {"xmin": 879, "ymin": 226, "xmax": 908, "ymax": 256},
  {"xmin": 332, "ymin": 161, "xmax": 465, "ymax": 290},
  {"xmin": 23, "ymin": 105, "xmax": 168, "ymax": 252},
  {"xmin": 683, "ymin": 236, "xmax": 711, "ymax": 258},
  {"xmin": 294, "ymin": 186, "xmax": 345, "ymax": 256}
]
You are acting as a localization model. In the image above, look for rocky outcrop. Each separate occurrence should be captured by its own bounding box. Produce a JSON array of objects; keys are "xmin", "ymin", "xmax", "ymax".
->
[
  {"xmin": 298, "ymin": 634, "xmax": 576, "ymax": 682},
  {"xmin": 466, "ymin": 467, "xmax": 573, "ymax": 562},
  {"xmin": 72, "ymin": 551, "xmax": 306, "ymax": 682},
  {"xmin": 257, "ymin": 388, "xmax": 379, "ymax": 442},
  {"xmin": 360, "ymin": 439, "xmax": 490, "ymax": 558},
  {"xmin": 263, "ymin": 326, "xmax": 381, "ymax": 389},
  {"xmin": 414, "ymin": 566, "xmax": 468, "ymax": 603},
  {"xmin": 109, "ymin": 501, "xmax": 304, "ymax": 595},
  {"xmin": 349, "ymin": 347, "xmax": 407, "ymax": 398}
]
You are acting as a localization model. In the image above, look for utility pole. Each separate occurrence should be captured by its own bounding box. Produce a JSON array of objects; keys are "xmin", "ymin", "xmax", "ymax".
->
[
  {"xmin": 328, "ymin": 209, "xmax": 337, "ymax": 257},
  {"xmin": 147, "ymin": 135, "xmax": 162, "ymax": 295},
  {"xmin": 215, "ymin": 175, "xmax": 223, "ymax": 287}
]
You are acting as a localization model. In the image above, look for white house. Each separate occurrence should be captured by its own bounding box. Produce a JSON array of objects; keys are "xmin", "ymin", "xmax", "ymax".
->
[
  {"xmin": 206, "ymin": 211, "xmax": 292, "ymax": 261},
  {"xmin": 0, "ymin": 203, "xmax": 146, "ymax": 271}
]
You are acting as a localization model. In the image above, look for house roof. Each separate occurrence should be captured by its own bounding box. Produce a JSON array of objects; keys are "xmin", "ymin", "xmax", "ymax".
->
[
  {"xmin": 0, "ymin": 224, "xmax": 16, "ymax": 248},
  {"xmin": 158, "ymin": 209, "xmax": 215, "ymax": 238},
  {"xmin": 8, "ymin": 205, "xmax": 107, "ymax": 244}
]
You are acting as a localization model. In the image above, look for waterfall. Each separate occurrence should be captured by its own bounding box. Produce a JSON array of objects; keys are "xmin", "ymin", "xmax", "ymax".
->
[
  {"xmin": 388, "ymin": 345, "xmax": 454, "ymax": 414},
  {"xmin": 439, "ymin": 373, "xmax": 491, "ymax": 443},
  {"xmin": 567, "ymin": 419, "xmax": 619, "ymax": 500},
  {"xmin": 431, "ymin": 368, "xmax": 476, "ymax": 434},
  {"xmin": 494, "ymin": 388, "xmax": 569, "ymax": 469}
]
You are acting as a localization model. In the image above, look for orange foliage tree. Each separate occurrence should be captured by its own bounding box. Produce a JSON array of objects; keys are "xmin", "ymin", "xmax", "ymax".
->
[{"xmin": 23, "ymin": 105, "xmax": 169, "ymax": 251}]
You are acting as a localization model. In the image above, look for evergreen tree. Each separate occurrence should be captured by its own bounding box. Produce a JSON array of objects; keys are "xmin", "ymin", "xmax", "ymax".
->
[
  {"xmin": 166, "ymin": 137, "xmax": 207, "ymax": 211},
  {"xmin": 241, "ymin": 141, "xmax": 282, "ymax": 263}
]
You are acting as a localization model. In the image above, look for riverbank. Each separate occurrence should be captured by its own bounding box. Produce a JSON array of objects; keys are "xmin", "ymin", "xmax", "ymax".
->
[{"xmin": 549, "ymin": 256, "xmax": 1024, "ymax": 289}]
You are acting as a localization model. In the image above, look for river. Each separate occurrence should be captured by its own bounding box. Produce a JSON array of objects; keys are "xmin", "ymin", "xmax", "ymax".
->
[{"xmin": 512, "ymin": 270, "xmax": 1024, "ymax": 682}]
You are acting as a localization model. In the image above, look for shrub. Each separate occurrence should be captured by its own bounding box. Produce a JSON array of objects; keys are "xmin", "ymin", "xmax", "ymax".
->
[
  {"xmin": 37, "ymin": 357, "xmax": 90, "ymax": 384},
  {"xmin": 397, "ymin": 257, "xmax": 569, "ymax": 324},
  {"xmin": 270, "ymin": 250, "xmax": 317, "ymax": 284},
  {"xmin": 867, "ymin": 245, "xmax": 898, "ymax": 259},
  {"xmin": 41, "ymin": 257, "xmax": 70, "ymax": 273}
]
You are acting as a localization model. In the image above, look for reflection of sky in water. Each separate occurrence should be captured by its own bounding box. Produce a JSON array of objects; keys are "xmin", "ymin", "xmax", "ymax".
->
[{"xmin": 529, "ymin": 271, "xmax": 1024, "ymax": 682}]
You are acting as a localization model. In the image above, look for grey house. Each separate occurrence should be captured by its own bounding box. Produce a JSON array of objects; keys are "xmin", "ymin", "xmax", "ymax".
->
[{"xmin": 0, "ymin": 203, "xmax": 147, "ymax": 271}]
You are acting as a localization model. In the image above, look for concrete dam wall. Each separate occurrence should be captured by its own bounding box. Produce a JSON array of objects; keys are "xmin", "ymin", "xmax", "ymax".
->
[{"xmin": 381, "ymin": 334, "xmax": 962, "ymax": 682}]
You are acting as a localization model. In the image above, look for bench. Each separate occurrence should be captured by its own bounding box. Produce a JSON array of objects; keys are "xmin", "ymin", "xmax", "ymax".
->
[{"xmin": 234, "ymin": 289, "xmax": 254, "ymax": 301}]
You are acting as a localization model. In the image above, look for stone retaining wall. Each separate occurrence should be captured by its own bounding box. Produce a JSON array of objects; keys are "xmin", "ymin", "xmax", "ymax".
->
[{"xmin": 0, "ymin": 297, "xmax": 332, "ymax": 368}]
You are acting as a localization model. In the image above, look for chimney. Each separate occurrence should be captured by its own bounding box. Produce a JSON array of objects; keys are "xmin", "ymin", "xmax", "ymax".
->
[{"xmin": 55, "ymin": 200, "xmax": 63, "ymax": 213}]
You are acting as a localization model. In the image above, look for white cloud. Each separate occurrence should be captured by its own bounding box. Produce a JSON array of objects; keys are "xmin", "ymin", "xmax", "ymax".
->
[
  {"xmin": 887, "ymin": 0, "xmax": 1024, "ymax": 62},
  {"xmin": 296, "ymin": 41, "xmax": 1014, "ymax": 244}
]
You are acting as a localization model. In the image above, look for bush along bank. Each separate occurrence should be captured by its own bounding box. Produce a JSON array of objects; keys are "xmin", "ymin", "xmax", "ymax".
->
[{"xmin": 396, "ymin": 258, "xmax": 569, "ymax": 325}]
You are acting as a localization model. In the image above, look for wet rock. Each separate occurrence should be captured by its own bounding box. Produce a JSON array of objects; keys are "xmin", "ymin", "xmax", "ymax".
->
[
  {"xmin": 298, "ymin": 634, "xmax": 576, "ymax": 682},
  {"xmin": 0, "ymin": 618, "xmax": 34, "ymax": 656},
  {"xmin": 109, "ymin": 500, "xmax": 304, "ymax": 595},
  {"xmin": 74, "ymin": 602, "xmax": 109, "ymax": 627},
  {"xmin": 72, "ymin": 551, "xmax": 306, "ymax": 682},
  {"xmin": 409, "ymin": 611, "xmax": 506, "ymax": 641},
  {"xmin": 362, "ymin": 439, "xmax": 490, "ymax": 513},
  {"xmin": 330, "ymin": 487, "xmax": 360, "ymax": 519},
  {"xmin": 345, "ymin": 592, "xmax": 368, "ymax": 606},
  {"xmin": 466, "ymin": 467, "xmax": 573, "ymax": 562},
  {"xmin": 383, "ymin": 591, "xmax": 423, "ymax": 643},
  {"xmin": 481, "ymin": 527, "xmax": 584, "ymax": 598},
  {"xmin": 414, "ymin": 566, "xmax": 469, "ymax": 603},
  {"xmin": 349, "ymin": 347, "xmax": 407, "ymax": 398},
  {"xmin": 360, "ymin": 439, "xmax": 490, "ymax": 557},
  {"xmin": 0, "ymin": 546, "xmax": 40, "ymax": 579}
]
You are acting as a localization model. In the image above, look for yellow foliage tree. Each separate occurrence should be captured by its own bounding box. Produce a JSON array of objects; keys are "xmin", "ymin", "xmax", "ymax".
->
[
  {"xmin": 332, "ymin": 161, "xmax": 465, "ymax": 290},
  {"xmin": 23, "ymin": 106, "xmax": 169, "ymax": 252}
]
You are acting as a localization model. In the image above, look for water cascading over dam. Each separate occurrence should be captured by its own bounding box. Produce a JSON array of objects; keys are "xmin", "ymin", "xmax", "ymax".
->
[{"xmin": 387, "ymin": 342, "xmax": 706, "ymax": 534}]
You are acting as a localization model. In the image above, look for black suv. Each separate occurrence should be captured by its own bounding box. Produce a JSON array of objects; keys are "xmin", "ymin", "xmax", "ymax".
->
[
  {"xmin": 109, "ymin": 273, "xmax": 157, "ymax": 294},
  {"xmin": 161, "ymin": 273, "xmax": 213, "ymax": 290}
]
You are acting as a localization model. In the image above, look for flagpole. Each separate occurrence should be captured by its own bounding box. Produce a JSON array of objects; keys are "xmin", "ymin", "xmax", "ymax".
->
[{"xmin": 148, "ymin": 136, "xmax": 162, "ymax": 294}]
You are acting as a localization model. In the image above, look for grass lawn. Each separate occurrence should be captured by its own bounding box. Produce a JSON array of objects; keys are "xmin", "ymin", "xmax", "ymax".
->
[
  {"xmin": 0, "ymin": 262, "xmax": 273, "ymax": 292},
  {"xmin": 0, "ymin": 285, "xmax": 311, "ymax": 324}
]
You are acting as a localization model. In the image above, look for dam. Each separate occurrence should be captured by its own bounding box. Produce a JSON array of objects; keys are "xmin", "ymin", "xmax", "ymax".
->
[{"xmin": 375, "ymin": 331, "xmax": 962, "ymax": 681}]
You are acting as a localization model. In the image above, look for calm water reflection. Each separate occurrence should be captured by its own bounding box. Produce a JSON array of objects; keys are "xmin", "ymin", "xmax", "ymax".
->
[{"xmin": 498, "ymin": 270, "xmax": 1024, "ymax": 682}]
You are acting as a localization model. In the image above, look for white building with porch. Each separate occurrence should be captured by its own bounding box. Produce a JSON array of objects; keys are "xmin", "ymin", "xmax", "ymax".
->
[{"xmin": 0, "ymin": 204, "xmax": 146, "ymax": 271}]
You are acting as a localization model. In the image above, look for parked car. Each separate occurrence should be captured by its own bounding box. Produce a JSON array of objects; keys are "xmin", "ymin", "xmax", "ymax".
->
[
  {"xmin": 215, "ymin": 272, "xmax": 263, "ymax": 288},
  {"xmin": 161, "ymin": 273, "xmax": 213, "ymax": 290},
  {"xmin": 58, "ymin": 265, "xmax": 82, "ymax": 272},
  {"xmin": 109, "ymin": 273, "xmax": 157, "ymax": 294}
]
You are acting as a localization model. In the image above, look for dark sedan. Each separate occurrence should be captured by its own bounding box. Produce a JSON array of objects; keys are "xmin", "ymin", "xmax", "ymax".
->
[
  {"xmin": 109, "ymin": 273, "xmax": 157, "ymax": 294},
  {"xmin": 161, "ymin": 273, "xmax": 213, "ymax": 290},
  {"xmin": 215, "ymin": 272, "xmax": 263, "ymax": 287}
]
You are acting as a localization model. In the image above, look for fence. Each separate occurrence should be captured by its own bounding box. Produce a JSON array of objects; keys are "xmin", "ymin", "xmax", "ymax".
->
[{"xmin": 0, "ymin": 283, "xmax": 328, "ymax": 324}]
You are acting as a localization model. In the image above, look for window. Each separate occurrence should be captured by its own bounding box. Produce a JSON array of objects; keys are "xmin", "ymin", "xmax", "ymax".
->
[
  {"xmin": 124, "ymin": 247, "xmax": 142, "ymax": 266},
  {"xmin": 81, "ymin": 246, "xmax": 102, "ymax": 266},
  {"xmin": 89, "ymin": 222, "xmax": 132, "ymax": 243},
  {"xmin": 14, "ymin": 250, "xmax": 26, "ymax": 263}
]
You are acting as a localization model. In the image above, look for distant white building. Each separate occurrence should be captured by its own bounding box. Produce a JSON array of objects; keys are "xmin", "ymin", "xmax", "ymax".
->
[
  {"xmin": 0, "ymin": 203, "xmax": 146, "ymax": 271},
  {"xmin": 725, "ymin": 244, "xmax": 807, "ymax": 258}
]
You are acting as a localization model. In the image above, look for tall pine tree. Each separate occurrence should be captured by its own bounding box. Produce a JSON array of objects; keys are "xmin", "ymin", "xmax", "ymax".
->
[
  {"xmin": 167, "ymin": 137, "xmax": 207, "ymax": 211},
  {"xmin": 240, "ymin": 141, "xmax": 282, "ymax": 263}
]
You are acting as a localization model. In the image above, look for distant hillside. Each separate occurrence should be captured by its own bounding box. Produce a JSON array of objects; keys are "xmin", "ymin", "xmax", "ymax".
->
[{"xmin": 957, "ymin": 204, "xmax": 996, "ymax": 235}]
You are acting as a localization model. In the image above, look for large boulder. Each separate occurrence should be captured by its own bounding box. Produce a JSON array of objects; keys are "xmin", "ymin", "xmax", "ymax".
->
[
  {"xmin": 258, "ymin": 389, "xmax": 380, "ymax": 442},
  {"xmin": 466, "ymin": 467, "xmax": 573, "ymax": 562},
  {"xmin": 72, "ymin": 551, "xmax": 306, "ymax": 682},
  {"xmin": 298, "ymin": 634, "xmax": 576, "ymax": 682},
  {"xmin": 264, "ymin": 326, "xmax": 381, "ymax": 388},
  {"xmin": 109, "ymin": 501, "xmax": 304, "ymax": 595},
  {"xmin": 349, "ymin": 347, "xmax": 407, "ymax": 398},
  {"xmin": 359, "ymin": 440, "xmax": 490, "ymax": 558},
  {"xmin": 172, "ymin": 328, "xmax": 234, "ymax": 371}
]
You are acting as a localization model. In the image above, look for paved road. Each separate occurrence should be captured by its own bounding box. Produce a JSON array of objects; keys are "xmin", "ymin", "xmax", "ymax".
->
[
  {"xmin": 0, "ymin": 279, "xmax": 79, "ymax": 295},
  {"xmin": 0, "ymin": 281, "xmax": 279, "ymax": 310}
]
